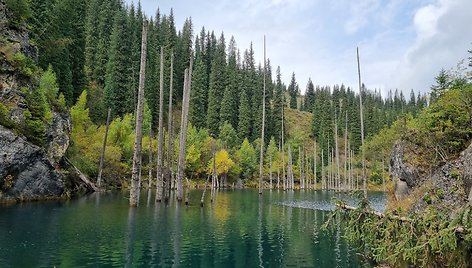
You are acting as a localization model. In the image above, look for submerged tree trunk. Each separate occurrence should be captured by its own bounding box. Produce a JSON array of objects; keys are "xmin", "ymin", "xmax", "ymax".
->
[
  {"xmin": 155, "ymin": 47, "xmax": 165, "ymax": 202},
  {"xmin": 166, "ymin": 52, "xmax": 175, "ymax": 201},
  {"xmin": 321, "ymin": 148, "xmax": 324, "ymax": 190},
  {"xmin": 299, "ymin": 146, "xmax": 303, "ymax": 189},
  {"xmin": 148, "ymin": 122, "xmax": 153, "ymax": 188},
  {"xmin": 277, "ymin": 144, "xmax": 281, "ymax": 189},
  {"xmin": 177, "ymin": 57, "xmax": 193, "ymax": 202},
  {"xmin": 287, "ymin": 144, "xmax": 293, "ymax": 190},
  {"xmin": 200, "ymin": 175, "xmax": 211, "ymax": 206},
  {"xmin": 97, "ymin": 108, "xmax": 111, "ymax": 188},
  {"xmin": 357, "ymin": 47, "xmax": 367, "ymax": 198},
  {"xmin": 281, "ymin": 88, "xmax": 286, "ymax": 191},
  {"xmin": 269, "ymin": 151, "xmax": 273, "ymax": 189},
  {"xmin": 130, "ymin": 21, "xmax": 148, "ymax": 207},
  {"xmin": 210, "ymin": 149, "xmax": 217, "ymax": 202},
  {"xmin": 314, "ymin": 141, "xmax": 317, "ymax": 190},
  {"xmin": 259, "ymin": 36, "xmax": 266, "ymax": 195},
  {"xmin": 344, "ymin": 111, "xmax": 348, "ymax": 192},
  {"xmin": 335, "ymin": 115, "xmax": 341, "ymax": 192}
]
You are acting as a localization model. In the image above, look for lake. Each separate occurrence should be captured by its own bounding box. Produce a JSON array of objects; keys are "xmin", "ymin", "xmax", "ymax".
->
[{"xmin": 0, "ymin": 189, "xmax": 386, "ymax": 267}]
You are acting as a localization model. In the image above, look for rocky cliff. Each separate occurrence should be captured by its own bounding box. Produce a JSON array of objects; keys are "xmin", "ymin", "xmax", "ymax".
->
[
  {"xmin": 390, "ymin": 139, "xmax": 472, "ymax": 212},
  {"xmin": 0, "ymin": 0, "xmax": 71, "ymax": 202}
]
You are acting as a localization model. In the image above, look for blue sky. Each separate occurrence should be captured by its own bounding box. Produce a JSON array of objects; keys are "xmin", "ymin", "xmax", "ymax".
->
[{"xmin": 125, "ymin": 0, "xmax": 472, "ymax": 96}]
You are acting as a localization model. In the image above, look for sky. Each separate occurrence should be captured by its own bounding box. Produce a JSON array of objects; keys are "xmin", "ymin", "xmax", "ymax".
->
[{"xmin": 125, "ymin": 0, "xmax": 472, "ymax": 96}]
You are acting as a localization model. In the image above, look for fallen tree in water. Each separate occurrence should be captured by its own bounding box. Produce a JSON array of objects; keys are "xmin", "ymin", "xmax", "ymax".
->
[{"xmin": 325, "ymin": 198, "xmax": 472, "ymax": 267}]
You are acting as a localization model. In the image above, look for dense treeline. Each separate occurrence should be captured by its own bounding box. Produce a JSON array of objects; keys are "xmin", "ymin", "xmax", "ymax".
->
[
  {"xmin": 24, "ymin": 0, "xmax": 427, "ymax": 147},
  {"xmin": 5, "ymin": 0, "xmax": 429, "ymax": 186}
]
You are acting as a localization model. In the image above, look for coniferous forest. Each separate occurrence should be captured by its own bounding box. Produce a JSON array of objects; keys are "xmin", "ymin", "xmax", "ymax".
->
[
  {"xmin": 1, "ymin": 0, "xmax": 472, "ymax": 267},
  {"xmin": 8, "ymin": 0, "xmax": 428, "ymax": 185}
]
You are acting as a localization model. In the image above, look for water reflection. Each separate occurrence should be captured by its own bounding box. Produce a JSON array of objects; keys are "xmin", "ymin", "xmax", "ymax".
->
[
  {"xmin": 125, "ymin": 207, "xmax": 137, "ymax": 267},
  {"xmin": 0, "ymin": 189, "xmax": 385, "ymax": 267}
]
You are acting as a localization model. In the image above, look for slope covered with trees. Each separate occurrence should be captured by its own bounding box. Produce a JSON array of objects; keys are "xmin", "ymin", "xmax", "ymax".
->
[{"xmin": 3, "ymin": 0, "xmax": 427, "ymax": 189}]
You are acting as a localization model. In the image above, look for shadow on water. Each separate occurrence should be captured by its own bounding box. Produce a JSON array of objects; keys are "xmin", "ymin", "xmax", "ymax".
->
[{"xmin": 0, "ymin": 189, "xmax": 385, "ymax": 267}]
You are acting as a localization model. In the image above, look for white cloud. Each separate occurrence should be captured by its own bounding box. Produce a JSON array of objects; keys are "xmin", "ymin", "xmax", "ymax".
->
[
  {"xmin": 392, "ymin": 0, "xmax": 472, "ymax": 93},
  {"xmin": 129, "ymin": 0, "xmax": 472, "ymax": 96}
]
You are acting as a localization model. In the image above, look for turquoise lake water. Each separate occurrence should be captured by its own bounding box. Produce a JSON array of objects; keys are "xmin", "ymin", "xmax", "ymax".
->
[{"xmin": 0, "ymin": 189, "xmax": 386, "ymax": 267}]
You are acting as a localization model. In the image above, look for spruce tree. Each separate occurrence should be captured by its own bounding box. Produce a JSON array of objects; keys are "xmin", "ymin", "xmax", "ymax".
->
[
  {"xmin": 189, "ymin": 54, "xmax": 208, "ymax": 129},
  {"xmin": 272, "ymin": 66, "xmax": 284, "ymax": 145},
  {"xmin": 104, "ymin": 9, "xmax": 132, "ymax": 117},
  {"xmin": 206, "ymin": 33, "xmax": 227, "ymax": 136},
  {"xmin": 305, "ymin": 78, "xmax": 315, "ymax": 112},
  {"xmin": 288, "ymin": 72, "xmax": 298, "ymax": 109},
  {"xmin": 237, "ymin": 89, "xmax": 251, "ymax": 141}
]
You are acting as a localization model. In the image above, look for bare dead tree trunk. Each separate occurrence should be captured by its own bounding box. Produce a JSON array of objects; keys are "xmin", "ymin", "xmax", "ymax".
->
[
  {"xmin": 155, "ymin": 47, "xmax": 165, "ymax": 202},
  {"xmin": 382, "ymin": 158, "xmax": 386, "ymax": 192},
  {"xmin": 332, "ymin": 149, "xmax": 335, "ymax": 191},
  {"xmin": 321, "ymin": 148, "xmax": 324, "ymax": 190},
  {"xmin": 259, "ymin": 35, "xmax": 266, "ymax": 195},
  {"xmin": 299, "ymin": 146, "xmax": 302, "ymax": 189},
  {"xmin": 200, "ymin": 174, "xmax": 211, "ymax": 206},
  {"xmin": 335, "ymin": 115, "xmax": 341, "ymax": 192},
  {"xmin": 129, "ymin": 21, "xmax": 148, "ymax": 207},
  {"xmin": 210, "ymin": 149, "xmax": 217, "ymax": 203},
  {"xmin": 277, "ymin": 144, "xmax": 281, "ymax": 189},
  {"xmin": 357, "ymin": 47, "xmax": 367, "ymax": 199},
  {"xmin": 314, "ymin": 141, "xmax": 317, "ymax": 190},
  {"xmin": 269, "ymin": 150, "xmax": 272, "ymax": 189},
  {"xmin": 287, "ymin": 144, "xmax": 293, "ymax": 190},
  {"xmin": 177, "ymin": 56, "xmax": 193, "ymax": 202},
  {"xmin": 148, "ymin": 121, "xmax": 153, "ymax": 188},
  {"xmin": 97, "ymin": 108, "xmax": 111, "ymax": 188},
  {"xmin": 344, "ymin": 111, "xmax": 348, "ymax": 192},
  {"xmin": 281, "ymin": 92, "xmax": 286, "ymax": 191},
  {"xmin": 327, "ymin": 147, "xmax": 330, "ymax": 190},
  {"xmin": 166, "ymin": 51, "xmax": 175, "ymax": 200},
  {"xmin": 348, "ymin": 149, "xmax": 352, "ymax": 191}
]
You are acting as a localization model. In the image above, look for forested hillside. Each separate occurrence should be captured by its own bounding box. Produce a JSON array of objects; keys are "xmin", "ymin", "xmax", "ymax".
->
[{"xmin": 3, "ymin": 0, "xmax": 427, "ymax": 187}]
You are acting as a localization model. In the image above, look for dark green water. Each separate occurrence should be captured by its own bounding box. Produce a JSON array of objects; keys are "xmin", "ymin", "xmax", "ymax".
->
[{"xmin": 0, "ymin": 189, "xmax": 385, "ymax": 267}]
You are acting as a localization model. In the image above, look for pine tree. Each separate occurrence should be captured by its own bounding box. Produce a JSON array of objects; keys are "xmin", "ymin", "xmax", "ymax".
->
[
  {"xmin": 305, "ymin": 78, "xmax": 315, "ymax": 112},
  {"xmin": 237, "ymin": 89, "xmax": 251, "ymax": 141},
  {"xmin": 288, "ymin": 72, "xmax": 298, "ymax": 109},
  {"xmin": 430, "ymin": 68, "xmax": 450, "ymax": 103},
  {"xmin": 189, "ymin": 53, "xmax": 208, "ymax": 129},
  {"xmin": 104, "ymin": 8, "xmax": 132, "ymax": 117},
  {"xmin": 206, "ymin": 33, "xmax": 226, "ymax": 136},
  {"xmin": 272, "ymin": 66, "xmax": 284, "ymax": 145}
]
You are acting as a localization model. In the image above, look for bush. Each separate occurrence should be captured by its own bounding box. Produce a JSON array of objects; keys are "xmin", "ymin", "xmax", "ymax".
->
[
  {"xmin": 370, "ymin": 171, "xmax": 382, "ymax": 184},
  {"xmin": 12, "ymin": 52, "xmax": 39, "ymax": 77},
  {"xmin": 0, "ymin": 104, "xmax": 15, "ymax": 129}
]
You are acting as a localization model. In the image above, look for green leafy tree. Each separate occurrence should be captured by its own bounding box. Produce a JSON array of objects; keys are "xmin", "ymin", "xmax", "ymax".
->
[{"xmin": 238, "ymin": 138, "xmax": 256, "ymax": 179}]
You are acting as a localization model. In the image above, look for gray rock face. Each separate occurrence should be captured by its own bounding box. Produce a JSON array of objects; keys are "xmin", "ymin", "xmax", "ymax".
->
[
  {"xmin": 394, "ymin": 180, "xmax": 409, "ymax": 200},
  {"xmin": 0, "ymin": 125, "xmax": 65, "ymax": 201},
  {"xmin": 390, "ymin": 141, "xmax": 420, "ymax": 188},
  {"xmin": 460, "ymin": 143, "xmax": 472, "ymax": 202},
  {"xmin": 47, "ymin": 112, "xmax": 71, "ymax": 165}
]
